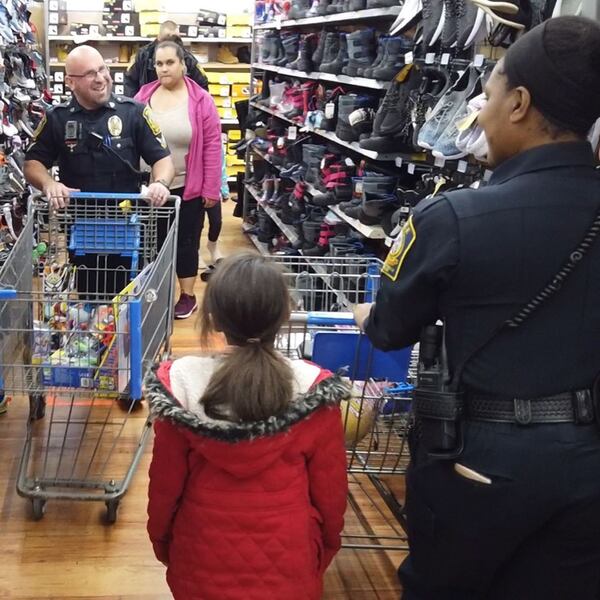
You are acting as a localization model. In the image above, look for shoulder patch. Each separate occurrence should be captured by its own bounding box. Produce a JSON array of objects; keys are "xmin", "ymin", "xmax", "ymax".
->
[
  {"xmin": 32, "ymin": 114, "xmax": 47, "ymax": 140},
  {"xmin": 143, "ymin": 105, "xmax": 162, "ymax": 136},
  {"xmin": 381, "ymin": 215, "xmax": 416, "ymax": 282}
]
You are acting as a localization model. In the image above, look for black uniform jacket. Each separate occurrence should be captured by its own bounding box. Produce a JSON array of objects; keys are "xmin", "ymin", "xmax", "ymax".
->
[
  {"xmin": 365, "ymin": 142, "xmax": 600, "ymax": 397},
  {"xmin": 25, "ymin": 93, "xmax": 170, "ymax": 193}
]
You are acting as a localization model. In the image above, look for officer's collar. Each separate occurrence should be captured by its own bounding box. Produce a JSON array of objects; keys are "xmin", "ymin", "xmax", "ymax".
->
[
  {"xmin": 489, "ymin": 141, "xmax": 595, "ymax": 185},
  {"xmin": 67, "ymin": 94, "xmax": 119, "ymax": 114}
]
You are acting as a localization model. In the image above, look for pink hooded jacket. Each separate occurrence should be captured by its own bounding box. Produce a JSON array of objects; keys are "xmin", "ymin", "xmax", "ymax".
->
[{"xmin": 135, "ymin": 76, "xmax": 222, "ymax": 201}]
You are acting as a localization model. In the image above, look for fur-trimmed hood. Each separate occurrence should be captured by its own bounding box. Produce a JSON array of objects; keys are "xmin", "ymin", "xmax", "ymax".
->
[{"xmin": 144, "ymin": 357, "xmax": 351, "ymax": 479}]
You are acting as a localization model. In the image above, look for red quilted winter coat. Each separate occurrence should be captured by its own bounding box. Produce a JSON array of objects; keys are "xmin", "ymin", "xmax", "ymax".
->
[{"xmin": 145, "ymin": 356, "xmax": 350, "ymax": 600}]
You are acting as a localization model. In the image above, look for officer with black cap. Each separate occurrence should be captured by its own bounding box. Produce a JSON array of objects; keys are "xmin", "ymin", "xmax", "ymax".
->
[
  {"xmin": 24, "ymin": 44, "xmax": 175, "ymax": 208},
  {"xmin": 354, "ymin": 16, "xmax": 600, "ymax": 600}
]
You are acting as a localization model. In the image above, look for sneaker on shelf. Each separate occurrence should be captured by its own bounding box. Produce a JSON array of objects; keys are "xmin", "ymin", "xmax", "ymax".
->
[{"xmin": 174, "ymin": 293, "xmax": 198, "ymax": 319}]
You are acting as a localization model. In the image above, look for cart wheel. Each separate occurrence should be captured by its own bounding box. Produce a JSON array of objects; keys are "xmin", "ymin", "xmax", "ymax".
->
[
  {"xmin": 29, "ymin": 394, "xmax": 46, "ymax": 420},
  {"xmin": 31, "ymin": 498, "xmax": 46, "ymax": 521},
  {"xmin": 105, "ymin": 500, "xmax": 119, "ymax": 525}
]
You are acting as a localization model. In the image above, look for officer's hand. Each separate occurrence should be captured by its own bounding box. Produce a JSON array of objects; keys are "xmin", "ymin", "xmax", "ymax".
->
[
  {"xmin": 203, "ymin": 197, "xmax": 219, "ymax": 208},
  {"xmin": 44, "ymin": 181, "xmax": 79, "ymax": 210},
  {"xmin": 353, "ymin": 303, "xmax": 374, "ymax": 332},
  {"xmin": 146, "ymin": 182, "xmax": 170, "ymax": 207}
]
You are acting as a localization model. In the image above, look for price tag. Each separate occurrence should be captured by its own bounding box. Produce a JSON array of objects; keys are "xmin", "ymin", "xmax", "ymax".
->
[
  {"xmin": 54, "ymin": 71, "xmax": 64, "ymax": 82},
  {"xmin": 474, "ymin": 54, "xmax": 485, "ymax": 67},
  {"xmin": 408, "ymin": 163, "xmax": 416, "ymax": 174},
  {"xmin": 325, "ymin": 102, "xmax": 335, "ymax": 119},
  {"xmin": 457, "ymin": 160, "xmax": 468, "ymax": 173},
  {"xmin": 48, "ymin": 12, "xmax": 59, "ymax": 24},
  {"xmin": 125, "ymin": 25, "xmax": 134, "ymax": 36},
  {"xmin": 434, "ymin": 156, "xmax": 446, "ymax": 167},
  {"xmin": 355, "ymin": 180, "xmax": 364, "ymax": 195},
  {"xmin": 90, "ymin": 24, "xmax": 99, "ymax": 35},
  {"xmin": 121, "ymin": 13, "xmax": 130, "ymax": 23},
  {"xmin": 123, "ymin": 0, "xmax": 133, "ymax": 9},
  {"xmin": 288, "ymin": 126, "xmax": 297, "ymax": 140},
  {"xmin": 320, "ymin": 157, "xmax": 326, "ymax": 170},
  {"xmin": 345, "ymin": 157, "xmax": 355, "ymax": 167},
  {"xmin": 189, "ymin": 26, "xmax": 198, "ymax": 38},
  {"xmin": 404, "ymin": 51, "xmax": 414, "ymax": 65},
  {"xmin": 48, "ymin": 25, "xmax": 58, "ymax": 36},
  {"xmin": 277, "ymin": 136, "xmax": 285, "ymax": 149},
  {"xmin": 395, "ymin": 157, "xmax": 403, "ymax": 168},
  {"xmin": 441, "ymin": 53, "xmax": 450, "ymax": 66},
  {"xmin": 425, "ymin": 53, "xmax": 436, "ymax": 64}
]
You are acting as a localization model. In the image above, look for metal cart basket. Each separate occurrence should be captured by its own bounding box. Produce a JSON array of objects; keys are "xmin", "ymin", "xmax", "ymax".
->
[
  {"xmin": 269, "ymin": 255, "xmax": 414, "ymax": 551},
  {"xmin": 0, "ymin": 193, "xmax": 179, "ymax": 523}
]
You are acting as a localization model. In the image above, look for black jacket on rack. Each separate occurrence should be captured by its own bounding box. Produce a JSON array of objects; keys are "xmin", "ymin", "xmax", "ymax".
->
[{"xmin": 124, "ymin": 40, "xmax": 209, "ymax": 97}]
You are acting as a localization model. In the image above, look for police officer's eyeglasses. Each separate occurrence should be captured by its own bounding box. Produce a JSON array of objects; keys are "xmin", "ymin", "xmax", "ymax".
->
[{"xmin": 67, "ymin": 64, "xmax": 110, "ymax": 81}]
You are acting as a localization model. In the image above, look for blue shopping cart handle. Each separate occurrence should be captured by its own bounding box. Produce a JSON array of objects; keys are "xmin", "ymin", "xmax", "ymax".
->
[
  {"xmin": 69, "ymin": 192, "xmax": 144, "ymax": 200},
  {"xmin": 384, "ymin": 382, "xmax": 414, "ymax": 394},
  {"xmin": 0, "ymin": 288, "xmax": 17, "ymax": 299},
  {"xmin": 306, "ymin": 311, "xmax": 355, "ymax": 326}
]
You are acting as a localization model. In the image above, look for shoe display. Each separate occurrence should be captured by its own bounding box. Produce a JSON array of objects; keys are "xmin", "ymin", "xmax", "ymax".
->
[
  {"xmin": 174, "ymin": 293, "xmax": 198, "ymax": 319},
  {"xmin": 217, "ymin": 45, "xmax": 240, "ymax": 64}
]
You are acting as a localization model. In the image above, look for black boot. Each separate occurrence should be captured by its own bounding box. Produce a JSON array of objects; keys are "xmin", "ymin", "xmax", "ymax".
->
[
  {"xmin": 288, "ymin": 33, "xmax": 318, "ymax": 72},
  {"xmin": 316, "ymin": 32, "xmax": 339, "ymax": 73},
  {"xmin": 342, "ymin": 29, "xmax": 376, "ymax": 78},
  {"xmin": 311, "ymin": 29, "xmax": 327, "ymax": 70},
  {"xmin": 371, "ymin": 35, "xmax": 413, "ymax": 80},
  {"xmin": 277, "ymin": 33, "xmax": 300, "ymax": 66},
  {"xmin": 360, "ymin": 36, "xmax": 388, "ymax": 78},
  {"xmin": 320, "ymin": 33, "xmax": 348, "ymax": 75}
]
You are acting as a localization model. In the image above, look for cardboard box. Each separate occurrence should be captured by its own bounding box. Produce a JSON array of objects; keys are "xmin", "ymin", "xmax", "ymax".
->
[
  {"xmin": 228, "ymin": 129, "xmax": 242, "ymax": 141},
  {"xmin": 208, "ymin": 71, "xmax": 251, "ymax": 85},
  {"xmin": 218, "ymin": 107, "xmax": 237, "ymax": 120},
  {"xmin": 226, "ymin": 26, "xmax": 251, "ymax": 39},
  {"xmin": 209, "ymin": 84, "xmax": 231, "ymax": 97},
  {"xmin": 138, "ymin": 10, "xmax": 161, "ymax": 24},
  {"xmin": 198, "ymin": 10, "xmax": 226, "ymax": 26},
  {"xmin": 227, "ymin": 13, "xmax": 251, "ymax": 26},
  {"xmin": 226, "ymin": 155, "xmax": 244, "ymax": 167},
  {"xmin": 140, "ymin": 23, "xmax": 160, "ymax": 37},
  {"xmin": 226, "ymin": 165, "xmax": 244, "ymax": 177},
  {"xmin": 197, "ymin": 26, "xmax": 226, "ymax": 38},
  {"xmin": 212, "ymin": 96, "xmax": 233, "ymax": 108},
  {"xmin": 231, "ymin": 84, "xmax": 250, "ymax": 97}
]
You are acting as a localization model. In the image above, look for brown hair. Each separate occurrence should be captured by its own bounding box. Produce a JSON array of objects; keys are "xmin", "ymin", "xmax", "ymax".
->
[{"xmin": 199, "ymin": 252, "xmax": 294, "ymax": 422}]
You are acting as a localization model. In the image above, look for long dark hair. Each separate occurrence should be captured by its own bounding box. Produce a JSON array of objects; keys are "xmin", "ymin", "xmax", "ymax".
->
[{"xmin": 199, "ymin": 252, "xmax": 294, "ymax": 422}]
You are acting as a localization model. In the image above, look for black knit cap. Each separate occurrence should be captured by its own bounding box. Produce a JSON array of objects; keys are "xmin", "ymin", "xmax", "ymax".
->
[{"xmin": 504, "ymin": 16, "xmax": 600, "ymax": 134}]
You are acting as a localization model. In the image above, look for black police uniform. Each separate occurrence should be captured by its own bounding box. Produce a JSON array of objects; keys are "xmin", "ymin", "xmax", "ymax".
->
[
  {"xmin": 365, "ymin": 141, "xmax": 600, "ymax": 599},
  {"xmin": 25, "ymin": 93, "xmax": 171, "ymax": 298},
  {"xmin": 25, "ymin": 93, "xmax": 170, "ymax": 192}
]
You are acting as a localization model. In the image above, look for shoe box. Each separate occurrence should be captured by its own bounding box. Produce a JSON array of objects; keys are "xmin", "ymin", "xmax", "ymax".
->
[
  {"xmin": 140, "ymin": 22, "xmax": 159, "ymax": 37},
  {"xmin": 102, "ymin": 0, "xmax": 134, "ymax": 11},
  {"xmin": 198, "ymin": 10, "xmax": 227, "ymax": 27},
  {"xmin": 218, "ymin": 107, "xmax": 237, "ymax": 120},
  {"xmin": 102, "ymin": 11, "xmax": 139, "ymax": 27},
  {"xmin": 209, "ymin": 84, "xmax": 231, "ymax": 97},
  {"xmin": 213, "ymin": 96, "xmax": 233, "ymax": 108},
  {"xmin": 226, "ymin": 26, "xmax": 252, "ymax": 39},
  {"xmin": 105, "ymin": 23, "xmax": 140, "ymax": 36},
  {"xmin": 197, "ymin": 26, "xmax": 226, "ymax": 39},
  {"xmin": 232, "ymin": 84, "xmax": 250, "ymax": 98},
  {"xmin": 207, "ymin": 71, "xmax": 251, "ymax": 85}
]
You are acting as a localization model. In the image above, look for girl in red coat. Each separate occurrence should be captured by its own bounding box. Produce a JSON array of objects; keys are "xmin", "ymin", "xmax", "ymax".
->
[{"xmin": 144, "ymin": 252, "xmax": 350, "ymax": 600}]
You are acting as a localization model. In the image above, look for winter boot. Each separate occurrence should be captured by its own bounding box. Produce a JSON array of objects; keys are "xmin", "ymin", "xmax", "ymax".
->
[
  {"xmin": 320, "ymin": 33, "xmax": 348, "ymax": 75},
  {"xmin": 311, "ymin": 29, "xmax": 328, "ymax": 69},
  {"xmin": 371, "ymin": 35, "xmax": 413, "ymax": 81},
  {"xmin": 277, "ymin": 33, "xmax": 301, "ymax": 66},
  {"xmin": 360, "ymin": 36, "xmax": 389, "ymax": 78},
  {"xmin": 317, "ymin": 0, "xmax": 332, "ymax": 14},
  {"xmin": 342, "ymin": 29, "xmax": 376, "ymax": 78},
  {"xmin": 316, "ymin": 32, "xmax": 340, "ymax": 72},
  {"xmin": 287, "ymin": 0, "xmax": 311, "ymax": 19},
  {"xmin": 288, "ymin": 34, "xmax": 318, "ymax": 72}
]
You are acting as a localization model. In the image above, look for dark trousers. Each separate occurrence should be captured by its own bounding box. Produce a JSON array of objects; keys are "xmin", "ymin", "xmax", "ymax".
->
[
  {"xmin": 400, "ymin": 420, "xmax": 600, "ymax": 600},
  {"xmin": 171, "ymin": 189, "xmax": 204, "ymax": 279},
  {"xmin": 200, "ymin": 202, "xmax": 222, "ymax": 243}
]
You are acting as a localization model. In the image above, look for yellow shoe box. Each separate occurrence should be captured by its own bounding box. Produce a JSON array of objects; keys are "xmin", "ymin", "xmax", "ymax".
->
[
  {"xmin": 209, "ymin": 84, "xmax": 231, "ymax": 97},
  {"xmin": 226, "ymin": 26, "xmax": 252, "ymax": 39},
  {"xmin": 226, "ymin": 165, "xmax": 244, "ymax": 177},
  {"xmin": 227, "ymin": 13, "xmax": 251, "ymax": 26},
  {"xmin": 141, "ymin": 23, "xmax": 160, "ymax": 37},
  {"xmin": 212, "ymin": 96, "xmax": 233, "ymax": 108},
  {"xmin": 138, "ymin": 10, "xmax": 161, "ymax": 24},
  {"xmin": 231, "ymin": 84, "xmax": 250, "ymax": 97},
  {"xmin": 226, "ymin": 155, "xmax": 245, "ymax": 167},
  {"xmin": 228, "ymin": 129, "xmax": 242, "ymax": 141},
  {"xmin": 218, "ymin": 107, "xmax": 237, "ymax": 120},
  {"xmin": 208, "ymin": 71, "xmax": 251, "ymax": 85}
]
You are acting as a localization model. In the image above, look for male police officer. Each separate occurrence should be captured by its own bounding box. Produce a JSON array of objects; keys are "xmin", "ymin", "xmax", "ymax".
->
[
  {"xmin": 354, "ymin": 16, "xmax": 600, "ymax": 600},
  {"xmin": 24, "ymin": 45, "xmax": 174, "ymax": 208}
]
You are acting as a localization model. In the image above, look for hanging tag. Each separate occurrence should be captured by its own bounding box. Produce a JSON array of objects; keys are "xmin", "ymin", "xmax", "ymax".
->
[
  {"xmin": 288, "ymin": 126, "xmax": 297, "ymax": 140},
  {"xmin": 325, "ymin": 102, "xmax": 335, "ymax": 119},
  {"xmin": 320, "ymin": 157, "xmax": 326, "ymax": 170},
  {"xmin": 457, "ymin": 160, "xmax": 468, "ymax": 173},
  {"xmin": 345, "ymin": 157, "xmax": 355, "ymax": 167},
  {"xmin": 408, "ymin": 163, "xmax": 416, "ymax": 174},
  {"xmin": 434, "ymin": 156, "xmax": 445, "ymax": 167},
  {"xmin": 404, "ymin": 51, "xmax": 414, "ymax": 65},
  {"xmin": 395, "ymin": 157, "xmax": 403, "ymax": 168},
  {"xmin": 355, "ymin": 180, "xmax": 364, "ymax": 194},
  {"xmin": 474, "ymin": 54, "xmax": 485, "ymax": 68},
  {"xmin": 441, "ymin": 53, "xmax": 450, "ymax": 66},
  {"xmin": 425, "ymin": 53, "xmax": 435, "ymax": 64},
  {"xmin": 276, "ymin": 136, "xmax": 285, "ymax": 149}
]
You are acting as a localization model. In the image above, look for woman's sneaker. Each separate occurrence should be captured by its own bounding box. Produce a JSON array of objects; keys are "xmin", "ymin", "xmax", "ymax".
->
[{"xmin": 174, "ymin": 293, "xmax": 198, "ymax": 319}]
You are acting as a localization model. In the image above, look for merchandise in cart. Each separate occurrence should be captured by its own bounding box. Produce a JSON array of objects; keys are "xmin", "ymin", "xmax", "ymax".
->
[
  {"xmin": 0, "ymin": 193, "xmax": 179, "ymax": 523},
  {"xmin": 268, "ymin": 254, "xmax": 414, "ymax": 551}
]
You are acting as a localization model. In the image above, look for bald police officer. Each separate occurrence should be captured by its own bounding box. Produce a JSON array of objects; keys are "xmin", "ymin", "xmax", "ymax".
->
[
  {"xmin": 355, "ymin": 16, "xmax": 600, "ymax": 600},
  {"xmin": 24, "ymin": 45, "xmax": 175, "ymax": 208}
]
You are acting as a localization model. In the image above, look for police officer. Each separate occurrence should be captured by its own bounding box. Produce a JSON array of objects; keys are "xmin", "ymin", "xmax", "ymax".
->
[
  {"xmin": 24, "ymin": 45, "xmax": 175, "ymax": 208},
  {"xmin": 354, "ymin": 16, "xmax": 600, "ymax": 600}
]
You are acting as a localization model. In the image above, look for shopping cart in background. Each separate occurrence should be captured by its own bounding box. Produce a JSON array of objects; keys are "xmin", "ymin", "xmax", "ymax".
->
[
  {"xmin": 270, "ymin": 255, "xmax": 414, "ymax": 551},
  {"xmin": 0, "ymin": 193, "xmax": 179, "ymax": 523}
]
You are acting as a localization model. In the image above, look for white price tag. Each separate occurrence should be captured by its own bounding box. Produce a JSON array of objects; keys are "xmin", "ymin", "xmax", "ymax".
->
[
  {"xmin": 441, "ymin": 53, "xmax": 450, "ymax": 66},
  {"xmin": 49, "ymin": 12, "xmax": 59, "ymax": 24},
  {"xmin": 54, "ymin": 71, "xmax": 64, "ymax": 82},
  {"xmin": 404, "ymin": 51, "xmax": 414, "ymax": 65},
  {"xmin": 408, "ymin": 163, "xmax": 416, "ymax": 174},
  {"xmin": 344, "ymin": 157, "xmax": 355, "ymax": 167},
  {"xmin": 288, "ymin": 126, "xmax": 297, "ymax": 140},
  {"xmin": 121, "ymin": 13, "xmax": 130, "ymax": 23},
  {"xmin": 218, "ymin": 14, "xmax": 227, "ymax": 25},
  {"xmin": 434, "ymin": 156, "xmax": 446, "ymax": 167},
  {"xmin": 48, "ymin": 25, "xmax": 58, "ymax": 36},
  {"xmin": 115, "ymin": 84, "xmax": 124, "ymax": 95},
  {"xmin": 325, "ymin": 102, "xmax": 335, "ymax": 119},
  {"xmin": 320, "ymin": 157, "xmax": 326, "ymax": 170},
  {"xmin": 277, "ymin": 136, "xmax": 285, "ymax": 149},
  {"xmin": 425, "ymin": 52, "xmax": 436, "ymax": 64},
  {"xmin": 355, "ymin": 180, "xmax": 364, "ymax": 194},
  {"xmin": 189, "ymin": 26, "xmax": 198, "ymax": 38},
  {"xmin": 90, "ymin": 25, "xmax": 99, "ymax": 35},
  {"xmin": 395, "ymin": 156, "xmax": 403, "ymax": 168},
  {"xmin": 125, "ymin": 25, "xmax": 134, "ymax": 36},
  {"xmin": 457, "ymin": 160, "xmax": 468, "ymax": 173},
  {"xmin": 474, "ymin": 54, "xmax": 485, "ymax": 67},
  {"xmin": 123, "ymin": 0, "xmax": 133, "ymax": 9},
  {"xmin": 114, "ymin": 72, "xmax": 124, "ymax": 83}
]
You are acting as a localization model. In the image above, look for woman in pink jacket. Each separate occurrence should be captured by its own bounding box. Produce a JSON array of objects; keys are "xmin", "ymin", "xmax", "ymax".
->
[{"xmin": 135, "ymin": 39, "xmax": 222, "ymax": 319}]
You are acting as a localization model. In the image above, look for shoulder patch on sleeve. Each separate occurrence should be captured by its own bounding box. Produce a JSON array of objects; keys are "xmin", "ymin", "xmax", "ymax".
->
[
  {"xmin": 381, "ymin": 215, "xmax": 416, "ymax": 281},
  {"xmin": 32, "ymin": 114, "xmax": 47, "ymax": 140},
  {"xmin": 142, "ymin": 105, "xmax": 162, "ymax": 136}
]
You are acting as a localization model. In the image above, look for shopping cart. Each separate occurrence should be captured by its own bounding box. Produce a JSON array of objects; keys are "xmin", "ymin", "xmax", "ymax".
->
[
  {"xmin": 270, "ymin": 255, "xmax": 414, "ymax": 551},
  {"xmin": 0, "ymin": 193, "xmax": 179, "ymax": 523}
]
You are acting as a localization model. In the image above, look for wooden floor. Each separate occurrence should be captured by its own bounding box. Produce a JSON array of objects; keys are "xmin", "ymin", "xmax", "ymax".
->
[{"xmin": 0, "ymin": 200, "xmax": 407, "ymax": 599}]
